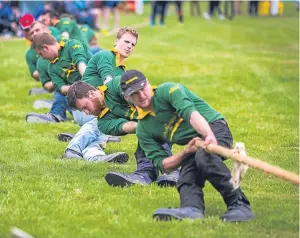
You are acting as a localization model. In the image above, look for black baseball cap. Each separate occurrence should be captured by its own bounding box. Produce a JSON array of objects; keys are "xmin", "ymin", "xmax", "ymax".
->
[{"xmin": 121, "ymin": 70, "xmax": 147, "ymax": 97}]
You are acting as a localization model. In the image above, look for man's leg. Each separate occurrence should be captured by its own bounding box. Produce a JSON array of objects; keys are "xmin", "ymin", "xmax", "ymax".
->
[
  {"xmin": 150, "ymin": 1, "xmax": 158, "ymax": 26},
  {"xmin": 156, "ymin": 143, "xmax": 180, "ymax": 187},
  {"xmin": 153, "ymin": 155, "xmax": 205, "ymax": 221},
  {"xmin": 105, "ymin": 141, "xmax": 158, "ymax": 186},
  {"xmin": 195, "ymin": 119, "xmax": 255, "ymax": 222},
  {"xmin": 65, "ymin": 117, "xmax": 128, "ymax": 163},
  {"xmin": 105, "ymin": 141, "xmax": 180, "ymax": 187},
  {"xmin": 25, "ymin": 92, "xmax": 68, "ymax": 123}
]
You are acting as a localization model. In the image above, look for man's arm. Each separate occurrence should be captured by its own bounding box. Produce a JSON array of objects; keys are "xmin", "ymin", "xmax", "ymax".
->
[
  {"xmin": 43, "ymin": 81, "xmax": 54, "ymax": 93},
  {"xmin": 122, "ymin": 121, "xmax": 137, "ymax": 134},
  {"xmin": 137, "ymin": 123, "xmax": 171, "ymax": 173},
  {"xmin": 162, "ymin": 83, "xmax": 217, "ymax": 146},
  {"xmin": 190, "ymin": 111, "xmax": 217, "ymax": 146},
  {"xmin": 37, "ymin": 58, "xmax": 52, "ymax": 92},
  {"xmin": 25, "ymin": 50, "xmax": 39, "ymax": 81},
  {"xmin": 32, "ymin": 70, "xmax": 39, "ymax": 81},
  {"xmin": 48, "ymin": 66, "xmax": 67, "ymax": 94},
  {"xmin": 162, "ymin": 137, "xmax": 202, "ymax": 173},
  {"xmin": 98, "ymin": 116, "xmax": 135, "ymax": 136},
  {"xmin": 96, "ymin": 51, "xmax": 116, "ymax": 84},
  {"xmin": 69, "ymin": 40, "xmax": 89, "ymax": 76},
  {"xmin": 61, "ymin": 85, "xmax": 71, "ymax": 95}
]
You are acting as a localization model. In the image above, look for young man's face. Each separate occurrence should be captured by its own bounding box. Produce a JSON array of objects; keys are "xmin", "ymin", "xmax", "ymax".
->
[
  {"xmin": 30, "ymin": 22, "xmax": 48, "ymax": 38},
  {"xmin": 36, "ymin": 45, "xmax": 57, "ymax": 60},
  {"xmin": 127, "ymin": 82, "xmax": 153, "ymax": 109},
  {"xmin": 75, "ymin": 91, "xmax": 103, "ymax": 116},
  {"xmin": 115, "ymin": 33, "xmax": 137, "ymax": 58}
]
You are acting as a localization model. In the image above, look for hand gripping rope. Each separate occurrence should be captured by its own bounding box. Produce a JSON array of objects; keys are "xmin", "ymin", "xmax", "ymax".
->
[{"xmin": 195, "ymin": 140, "xmax": 300, "ymax": 185}]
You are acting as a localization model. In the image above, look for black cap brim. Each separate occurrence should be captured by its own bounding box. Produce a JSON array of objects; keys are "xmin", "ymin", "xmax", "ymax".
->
[{"xmin": 123, "ymin": 80, "xmax": 146, "ymax": 97}]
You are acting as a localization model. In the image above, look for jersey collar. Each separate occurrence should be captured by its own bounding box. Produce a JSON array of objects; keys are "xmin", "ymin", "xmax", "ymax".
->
[
  {"xmin": 50, "ymin": 40, "xmax": 65, "ymax": 64},
  {"xmin": 112, "ymin": 48, "xmax": 126, "ymax": 68}
]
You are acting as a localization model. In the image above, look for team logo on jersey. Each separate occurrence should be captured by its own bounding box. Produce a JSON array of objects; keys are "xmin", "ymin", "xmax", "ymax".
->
[
  {"xmin": 169, "ymin": 85, "xmax": 180, "ymax": 94},
  {"xmin": 72, "ymin": 44, "xmax": 81, "ymax": 49}
]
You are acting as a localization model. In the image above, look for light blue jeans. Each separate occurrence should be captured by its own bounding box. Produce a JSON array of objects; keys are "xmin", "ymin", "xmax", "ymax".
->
[{"xmin": 66, "ymin": 112, "xmax": 107, "ymax": 161}]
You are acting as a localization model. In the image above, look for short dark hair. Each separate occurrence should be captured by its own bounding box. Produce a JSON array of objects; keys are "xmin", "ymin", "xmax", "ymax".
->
[
  {"xmin": 67, "ymin": 81, "xmax": 97, "ymax": 110},
  {"xmin": 42, "ymin": 10, "xmax": 59, "ymax": 18}
]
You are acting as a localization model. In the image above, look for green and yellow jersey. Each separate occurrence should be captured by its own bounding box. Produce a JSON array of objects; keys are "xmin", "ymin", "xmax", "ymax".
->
[
  {"xmin": 36, "ymin": 57, "xmax": 51, "ymax": 87},
  {"xmin": 82, "ymin": 49, "xmax": 125, "ymax": 87},
  {"xmin": 136, "ymin": 82, "xmax": 224, "ymax": 173},
  {"xmin": 80, "ymin": 24, "xmax": 96, "ymax": 45},
  {"xmin": 54, "ymin": 17, "xmax": 86, "ymax": 44},
  {"xmin": 48, "ymin": 38, "xmax": 92, "ymax": 93},
  {"xmin": 48, "ymin": 26, "xmax": 61, "ymax": 41},
  {"xmin": 96, "ymin": 76, "xmax": 138, "ymax": 136},
  {"xmin": 25, "ymin": 46, "xmax": 39, "ymax": 77}
]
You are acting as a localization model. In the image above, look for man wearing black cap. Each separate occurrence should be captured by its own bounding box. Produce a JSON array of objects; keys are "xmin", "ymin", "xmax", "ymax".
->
[
  {"xmin": 67, "ymin": 77, "xmax": 180, "ymax": 187},
  {"xmin": 120, "ymin": 69, "xmax": 255, "ymax": 222}
]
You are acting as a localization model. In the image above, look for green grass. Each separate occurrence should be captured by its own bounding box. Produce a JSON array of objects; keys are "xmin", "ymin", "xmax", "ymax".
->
[{"xmin": 0, "ymin": 3, "xmax": 299, "ymax": 238}]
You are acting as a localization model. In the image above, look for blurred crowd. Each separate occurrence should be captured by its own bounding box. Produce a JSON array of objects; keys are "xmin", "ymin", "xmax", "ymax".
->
[
  {"xmin": 0, "ymin": 0, "xmax": 136, "ymax": 38},
  {"xmin": 0, "ymin": 0, "xmax": 299, "ymax": 38}
]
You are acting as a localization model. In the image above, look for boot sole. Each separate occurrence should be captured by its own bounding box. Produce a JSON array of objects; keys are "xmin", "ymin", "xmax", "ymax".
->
[
  {"xmin": 109, "ymin": 153, "xmax": 129, "ymax": 164},
  {"xmin": 220, "ymin": 214, "xmax": 255, "ymax": 222},
  {"xmin": 105, "ymin": 173, "xmax": 136, "ymax": 187},
  {"xmin": 157, "ymin": 179, "xmax": 177, "ymax": 187},
  {"xmin": 153, "ymin": 213, "xmax": 181, "ymax": 221},
  {"xmin": 58, "ymin": 133, "xmax": 75, "ymax": 142}
]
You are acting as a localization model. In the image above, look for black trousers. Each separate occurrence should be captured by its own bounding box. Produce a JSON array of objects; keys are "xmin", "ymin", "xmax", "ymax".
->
[
  {"xmin": 174, "ymin": 1, "xmax": 183, "ymax": 23},
  {"xmin": 177, "ymin": 119, "xmax": 250, "ymax": 211},
  {"xmin": 150, "ymin": 1, "xmax": 168, "ymax": 25},
  {"xmin": 209, "ymin": 1, "xmax": 222, "ymax": 16},
  {"xmin": 248, "ymin": 1, "xmax": 259, "ymax": 16}
]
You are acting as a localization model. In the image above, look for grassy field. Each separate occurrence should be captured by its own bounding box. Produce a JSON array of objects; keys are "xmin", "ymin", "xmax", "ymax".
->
[{"xmin": 0, "ymin": 2, "xmax": 299, "ymax": 238}]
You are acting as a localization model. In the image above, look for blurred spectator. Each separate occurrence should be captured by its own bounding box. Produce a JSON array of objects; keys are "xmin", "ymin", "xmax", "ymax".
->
[
  {"xmin": 190, "ymin": 1, "xmax": 201, "ymax": 16},
  {"xmin": 248, "ymin": 1, "xmax": 259, "ymax": 16},
  {"xmin": 0, "ymin": 0, "xmax": 20, "ymax": 37},
  {"xmin": 64, "ymin": 0, "xmax": 95, "ymax": 29},
  {"xmin": 98, "ymin": 0, "xmax": 120, "ymax": 35},
  {"xmin": 203, "ymin": 1, "xmax": 225, "ymax": 20},
  {"xmin": 51, "ymin": 0, "xmax": 66, "ymax": 16},
  {"xmin": 234, "ymin": 0, "xmax": 242, "ymax": 15},
  {"xmin": 135, "ymin": 0, "xmax": 144, "ymax": 15},
  {"xmin": 150, "ymin": 1, "xmax": 167, "ymax": 26},
  {"xmin": 224, "ymin": 1, "xmax": 235, "ymax": 20},
  {"xmin": 86, "ymin": 1, "xmax": 101, "ymax": 30},
  {"xmin": 19, "ymin": 1, "xmax": 43, "ymax": 15},
  {"xmin": 270, "ymin": 0, "xmax": 279, "ymax": 16},
  {"xmin": 174, "ymin": 1, "xmax": 184, "ymax": 24}
]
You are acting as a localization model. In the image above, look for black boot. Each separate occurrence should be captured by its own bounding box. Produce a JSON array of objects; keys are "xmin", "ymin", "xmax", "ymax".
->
[
  {"xmin": 153, "ymin": 207, "xmax": 204, "ymax": 221},
  {"xmin": 105, "ymin": 143, "xmax": 158, "ymax": 187},
  {"xmin": 220, "ymin": 195, "xmax": 255, "ymax": 222}
]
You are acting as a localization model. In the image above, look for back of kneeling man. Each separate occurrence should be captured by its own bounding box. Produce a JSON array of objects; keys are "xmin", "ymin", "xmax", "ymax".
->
[{"xmin": 120, "ymin": 70, "xmax": 255, "ymax": 222}]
